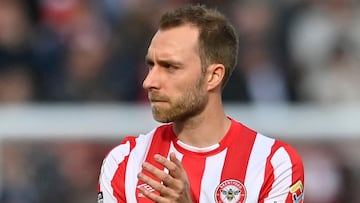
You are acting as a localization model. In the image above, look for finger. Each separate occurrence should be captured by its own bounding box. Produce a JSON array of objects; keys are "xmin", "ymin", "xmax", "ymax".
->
[
  {"xmin": 139, "ymin": 163, "xmax": 175, "ymax": 196},
  {"xmin": 142, "ymin": 161, "xmax": 174, "ymax": 183},
  {"xmin": 137, "ymin": 171, "xmax": 168, "ymax": 195},
  {"xmin": 137, "ymin": 182, "xmax": 166, "ymax": 203},
  {"xmin": 154, "ymin": 154, "xmax": 181, "ymax": 178},
  {"xmin": 169, "ymin": 152, "xmax": 184, "ymax": 171}
]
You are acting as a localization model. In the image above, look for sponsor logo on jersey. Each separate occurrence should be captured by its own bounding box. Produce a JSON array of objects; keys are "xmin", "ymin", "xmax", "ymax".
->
[
  {"xmin": 215, "ymin": 179, "xmax": 246, "ymax": 203},
  {"xmin": 97, "ymin": 192, "xmax": 104, "ymax": 203},
  {"xmin": 137, "ymin": 183, "xmax": 155, "ymax": 197},
  {"xmin": 290, "ymin": 180, "xmax": 304, "ymax": 203}
]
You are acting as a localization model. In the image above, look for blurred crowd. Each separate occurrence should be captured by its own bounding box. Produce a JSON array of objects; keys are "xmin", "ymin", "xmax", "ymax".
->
[
  {"xmin": 1, "ymin": 0, "xmax": 360, "ymax": 104},
  {"xmin": 1, "ymin": 141, "xmax": 113, "ymax": 203},
  {"xmin": 1, "ymin": 0, "xmax": 360, "ymax": 203}
]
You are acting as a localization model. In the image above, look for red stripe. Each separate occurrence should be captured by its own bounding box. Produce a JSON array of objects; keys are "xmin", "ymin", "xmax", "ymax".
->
[
  {"xmin": 136, "ymin": 125, "xmax": 173, "ymax": 203},
  {"xmin": 181, "ymin": 155, "xmax": 206, "ymax": 203},
  {"xmin": 285, "ymin": 144, "xmax": 305, "ymax": 202},
  {"xmin": 258, "ymin": 141, "xmax": 305, "ymax": 203},
  {"xmin": 111, "ymin": 136, "xmax": 137, "ymax": 202},
  {"xmin": 220, "ymin": 123, "xmax": 257, "ymax": 183}
]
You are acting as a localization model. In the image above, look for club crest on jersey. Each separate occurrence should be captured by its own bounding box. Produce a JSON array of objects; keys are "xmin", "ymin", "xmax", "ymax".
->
[
  {"xmin": 215, "ymin": 179, "xmax": 246, "ymax": 203},
  {"xmin": 290, "ymin": 180, "xmax": 304, "ymax": 203}
]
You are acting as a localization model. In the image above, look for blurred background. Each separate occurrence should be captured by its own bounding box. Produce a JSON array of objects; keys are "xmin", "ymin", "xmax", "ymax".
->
[{"xmin": 0, "ymin": 0, "xmax": 359, "ymax": 202}]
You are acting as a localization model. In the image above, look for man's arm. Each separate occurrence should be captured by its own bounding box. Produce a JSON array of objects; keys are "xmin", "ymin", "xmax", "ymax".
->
[
  {"xmin": 98, "ymin": 137, "xmax": 136, "ymax": 203},
  {"xmin": 259, "ymin": 143, "xmax": 305, "ymax": 203}
]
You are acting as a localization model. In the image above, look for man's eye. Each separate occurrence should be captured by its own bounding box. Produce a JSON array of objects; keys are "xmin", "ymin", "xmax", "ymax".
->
[
  {"xmin": 146, "ymin": 61, "xmax": 154, "ymax": 69},
  {"xmin": 164, "ymin": 63, "xmax": 177, "ymax": 69}
]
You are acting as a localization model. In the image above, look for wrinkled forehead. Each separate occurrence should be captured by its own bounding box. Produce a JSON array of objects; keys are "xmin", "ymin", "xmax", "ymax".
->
[{"xmin": 147, "ymin": 25, "xmax": 200, "ymax": 59}]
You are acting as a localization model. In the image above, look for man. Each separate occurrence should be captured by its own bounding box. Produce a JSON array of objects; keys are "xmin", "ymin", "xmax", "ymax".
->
[{"xmin": 98, "ymin": 4, "xmax": 304, "ymax": 203}]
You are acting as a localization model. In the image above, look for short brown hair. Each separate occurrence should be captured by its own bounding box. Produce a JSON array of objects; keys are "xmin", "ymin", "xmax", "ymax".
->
[{"xmin": 158, "ymin": 4, "xmax": 239, "ymax": 89}]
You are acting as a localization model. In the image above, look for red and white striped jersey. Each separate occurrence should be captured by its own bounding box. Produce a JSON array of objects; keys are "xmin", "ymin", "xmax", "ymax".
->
[{"xmin": 98, "ymin": 118, "xmax": 304, "ymax": 203}]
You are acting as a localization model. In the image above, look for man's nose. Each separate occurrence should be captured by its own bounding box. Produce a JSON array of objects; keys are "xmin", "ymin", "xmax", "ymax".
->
[{"xmin": 142, "ymin": 67, "xmax": 159, "ymax": 90}]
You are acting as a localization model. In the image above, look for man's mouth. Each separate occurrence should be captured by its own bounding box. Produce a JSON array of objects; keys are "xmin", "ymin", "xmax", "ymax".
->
[
  {"xmin": 150, "ymin": 99, "xmax": 167, "ymax": 103},
  {"xmin": 148, "ymin": 95, "xmax": 168, "ymax": 103}
]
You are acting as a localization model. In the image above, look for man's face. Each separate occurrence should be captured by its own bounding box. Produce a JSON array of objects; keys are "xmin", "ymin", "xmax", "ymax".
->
[{"xmin": 143, "ymin": 25, "xmax": 208, "ymax": 123}]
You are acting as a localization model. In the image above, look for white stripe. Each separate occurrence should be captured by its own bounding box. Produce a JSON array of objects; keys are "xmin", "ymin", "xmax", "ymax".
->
[
  {"xmin": 125, "ymin": 130, "xmax": 156, "ymax": 202},
  {"xmin": 265, "ymin": 147, "xmax": 293, "ymax": 202},
  {"xmin": 165, "ymin": 141, "xmax": 184, "ymax": 175},
  {"xmin": 169, "ymin": 141, "xmax": 183, "ymax": 161},
  {"xmin": 99, "ymin": 140, "xmax": 131, "ymax": 203},
  {"xmin": 199, "ymin": 148, "xmax": 228, "ymax": 203},
  {"xmin": 244, "ymin": 133, "xmax": 275, "ymax": 203}
]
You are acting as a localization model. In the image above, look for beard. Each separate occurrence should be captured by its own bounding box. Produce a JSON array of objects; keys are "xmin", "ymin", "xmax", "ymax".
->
[{"xmin": 149, "ymin": 75, "xmax": 208, "ymax": 123}]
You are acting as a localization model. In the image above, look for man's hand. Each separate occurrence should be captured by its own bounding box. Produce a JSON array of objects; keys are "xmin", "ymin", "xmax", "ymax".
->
[{"xmin": 137, "ymin": 152, "xmax": 193, "ymax": 203}]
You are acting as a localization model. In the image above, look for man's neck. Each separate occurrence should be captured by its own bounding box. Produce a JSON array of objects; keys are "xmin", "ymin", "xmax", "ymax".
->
[{"xmin": 173, "ymin": 108, "xmax": 231, "ymax": 148}]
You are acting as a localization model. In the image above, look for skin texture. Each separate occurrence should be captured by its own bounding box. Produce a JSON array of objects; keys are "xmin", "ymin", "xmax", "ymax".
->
[
  {"xmin": 140, "ymin": 24, "xmax": 232, "ymax": 202},
  {"xmin": 137, "ymin": 153, "xmax": 192, "ymax": 202},
  {"xmin": 144, "ymin": 24, "xmax": 207, "ymax": 124}
]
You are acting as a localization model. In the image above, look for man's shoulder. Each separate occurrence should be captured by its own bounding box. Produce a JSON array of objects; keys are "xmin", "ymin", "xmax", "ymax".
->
[
  {"xmin": 106, "ymin": 124, "xmax": 172, "ymax": 156},
  {"xmin": 231, "ymin": 118, "xmax": 302, "ymax": 159}
]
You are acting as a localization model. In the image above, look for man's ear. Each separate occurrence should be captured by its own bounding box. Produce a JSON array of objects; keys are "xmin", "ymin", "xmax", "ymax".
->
[{"xmin": 206, "ymin": 64, "xmax": 225, "ymax": 91}]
